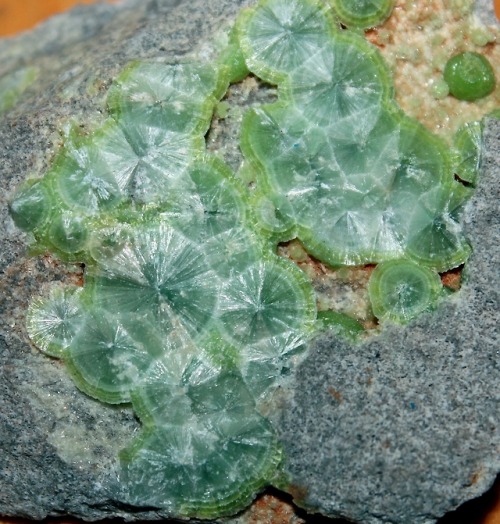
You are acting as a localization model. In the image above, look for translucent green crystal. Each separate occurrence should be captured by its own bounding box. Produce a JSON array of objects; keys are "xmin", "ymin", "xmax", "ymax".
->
[
  {"xmin": 452, "ymin": 120, "xmax": 483, "ymax": 185},
  {"xmin": 122, "ymin": 371, "xmax": 281, "ymax": 518},
  {"xmin": 239, "ymin": 0, "xmax": 470, "ymax": 270},
  {"xmin": 286, "ymin": 31, "xmax": 392, "ymax": 131},
  {"xmin": 48, "ymin": 211, "xmax": 89, "ymax": 254},
  {"xmin": 107, "ymin": 61, "xmax": 227, "ymax": 134},
  {"xmin": 66, "ymin": 310, "xmax": 159, "ymax": 403},
  {"xmin": 218, "ymin": 257, "xmax": 315, "ymax": 345},
  {"xmin": 444, "ymin": 52, "xmax": 496, "ymax": 101},
  {"xmin": 237, "ymin": 0, "xmax": 335, "ymax": 84},
  {"xmin": 26, "ymin": 287, "xmax": 85, "ymax": 358},
  {"xmin": 54, "ymin": 130, "xmax": 123, "ymax": 212},
  {"xmin": 368, "ymin": 260, "xmax": 443, "ymax": 323},
  {"xmin": 9, "ymin": 179, "xmax": 51, "ymax": 233},
  {"xmin": 88, "ymin": 223, "xmax": 220, "ymax": 334}
]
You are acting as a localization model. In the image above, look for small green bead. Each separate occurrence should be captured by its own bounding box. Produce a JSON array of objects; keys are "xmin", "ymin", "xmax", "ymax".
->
[
  {"xmin": 431, "ymin": 78, "xmax": 450, "ymax": 100},
  {"xmin": 444, "ymin": 52, "xmax": 496, "ymax": 101}
]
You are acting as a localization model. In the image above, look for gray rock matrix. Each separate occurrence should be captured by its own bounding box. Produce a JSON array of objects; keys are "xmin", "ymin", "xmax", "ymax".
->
[{"xmin": 0, "ymin": 1, "xmax": 498, "ymax": 523}]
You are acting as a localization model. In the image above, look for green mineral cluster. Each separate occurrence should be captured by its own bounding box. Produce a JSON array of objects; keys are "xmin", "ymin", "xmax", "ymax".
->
[
  {"xmin": 10, "ymin": 0, "xmax": 480, "ymax": 517},
  {"xmin": 15, "ymin": 57, "xmax": 315, "ymax": 516},
  {"xmin": 238, "ymin": 0, "xmax": 472, "ymax": 273}
]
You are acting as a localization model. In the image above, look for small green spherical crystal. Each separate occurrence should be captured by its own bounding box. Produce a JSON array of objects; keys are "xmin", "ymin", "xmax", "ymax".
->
[
  {"xmin": 444, "ymin": 52, "xmax": 496, "ymax": 101},
  {"xmin": 430, "ymin": 78, "xmax": 450, "ymax": 100},
  {"xmin": 368, "ymin": 259, "xmax": 443, "ymax": 323}
]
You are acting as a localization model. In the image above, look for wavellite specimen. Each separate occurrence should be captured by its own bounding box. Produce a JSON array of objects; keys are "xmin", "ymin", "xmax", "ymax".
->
[
  {"xmin": 14, "ymin": 57, "xmax": 315, "ymax": 517},
  {"xmin": 238, "ymin": 0, "xmax": 472, "ymax": 272},
  {"xmin": 9, "ymin": 0, "xmax": 481, "ymax": 517}
]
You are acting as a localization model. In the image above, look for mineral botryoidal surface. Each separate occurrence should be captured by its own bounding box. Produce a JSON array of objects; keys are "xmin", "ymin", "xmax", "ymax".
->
[{"xmin": 0, "ymin": 0, "xmax": 498, "ymax": 523}]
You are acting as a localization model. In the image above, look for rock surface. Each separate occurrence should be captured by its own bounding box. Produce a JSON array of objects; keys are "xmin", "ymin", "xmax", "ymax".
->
[{"xmin": 0, "ymin": 1, "xmax": 498, "ymax": 523}]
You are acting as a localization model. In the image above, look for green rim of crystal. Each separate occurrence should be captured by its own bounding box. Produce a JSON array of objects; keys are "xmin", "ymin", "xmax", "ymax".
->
[
  {"xmin": 237, "ymin": 0, "xmax": 337, "ymax": 85},
  {"xmin": 317, "ymin": 310, "xmax": 365, "ymax": 340},
  {"xmin": 330, "ymin": 0, "xmax": 395, "ymax": 29},
  {"xmin": 368, "ymin": 259, "xmax": 443, "ymax": 323},
  {"xmin": 452, "ymin": 120, "xmax": 483, "ymax": 186}
]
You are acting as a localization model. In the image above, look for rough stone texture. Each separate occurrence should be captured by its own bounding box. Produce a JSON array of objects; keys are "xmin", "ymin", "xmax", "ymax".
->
[
  {"xmin": 278, "ymin": 117, "xmax": 500, "ymax": 524},
  {"xmin": 0, "ymin": 1, "xmax": 498, "ymax": 523},
  {"xmin": 474, "ymin": 0, "xmax": 498, "ymax": 25}
]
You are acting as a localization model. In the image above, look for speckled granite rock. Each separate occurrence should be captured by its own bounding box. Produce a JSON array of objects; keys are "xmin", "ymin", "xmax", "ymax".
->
[
  {"xmin": 278, "ymin": 117, "xmax": 500, "ymax": 524},
  {"xmin": 0, "ymin": 1, "xmax": 498, "ymax": 523}
]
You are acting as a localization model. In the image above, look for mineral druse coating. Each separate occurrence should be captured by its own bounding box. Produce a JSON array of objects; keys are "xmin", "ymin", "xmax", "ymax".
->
[
  {"xmin": 15, "ymin": 58, "xmax": 316, "ymax": 517},
  {"xmin": 9, "ymin": 0, "xmax": 483, "ymax": 517}
]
